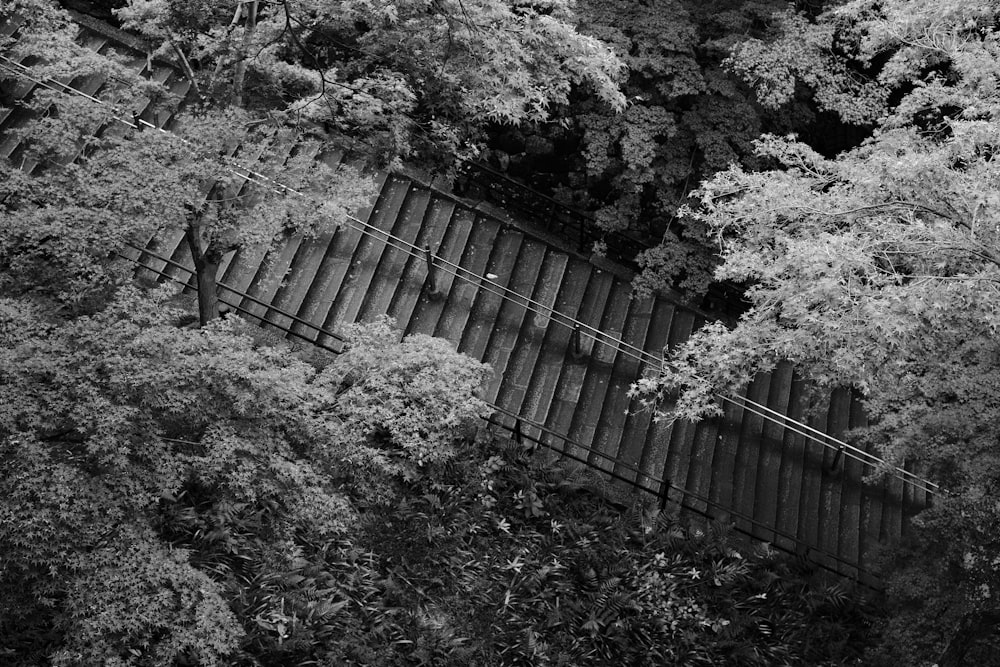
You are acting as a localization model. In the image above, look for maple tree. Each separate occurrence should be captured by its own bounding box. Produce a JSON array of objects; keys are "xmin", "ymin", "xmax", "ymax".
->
[
  {"xmin": 2, "ymin": 2, "xmax": 371, "ymax": 324},
  {"xmin": 636, "ymin": 1, "xmax": 1000, "ymax": 663},
  {"xmin": 115, "ymin": 0, "xmax": 627, "ymax": 165},
  {"xmin": 0, "ymin": 286, "xmax": 491, "ymax": 664},
  {"xmin": 4, "ymin": 0, "xmax": 627, "ymax": 324},
  {"xmin": 483, "ymin": 0, "xmax": 826, "ymax": 296}
]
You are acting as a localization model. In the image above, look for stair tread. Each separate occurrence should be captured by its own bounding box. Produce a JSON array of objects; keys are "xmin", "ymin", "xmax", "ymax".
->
[
  {"xmin": 384, "ymin": 195, "xmax": 456, "ymax": 334},
  {"xmin": 507, "ymin": 257, "xmax": 590, "ymax": 426},
  {"xmin": 540, "ymin": 268, "xmax": 615, "ymax": 457},
  {"xmin": 732, "ymin": 372, "xmax": 774, "ymax": 534},
  {"xmin": 486, "ymin": 247, "xmax": 567, "ymax": 406},
  {"xmin": 430, "ymin": 215, "xmax": 502, "ymax": 344},
  {"xmin": 774, "ymin": 374, "xmax": 809, "ymax": 543},
  {"xmin": 404, "ymin": 207, "xmax": 478, "ymax": 337},
  {"xmin": 818, "ymin": 388, "xmax": 851, "ymax": 557},
  {"xmin": 613, "ymin": 300, "xmax": 675, "ymax": 482},
  {"xmin": 751, "ymin": 363, "xmax": 796, "ymax": 535},
  {"xmin": 321, "ymin": 175, "xmax": 412, "ymax": 332},
  {"xmin": 291, "ymin": 167, "xmax": 388, "ymax": 341},
  {"xmin": 839, "ymin": 394, "xmax": 868, "ymax": 576},
  {"xmin": 588, "ymin": 294, "xmax": 656, "ymax": 473},
  {"xmin": 660, "ymin": 418, "xmax": 699, "ymax": 510},
  {"xmin": 263, "ymin": 150, "xmax": 353, "ymax": 329},
  {"xmin": 456, "ymin": 230, "xmax": 526, "ymax": 361},
  {"xmin": 644, "ymin": 308, "xmax": 699, "ymax": 495},
  {"xmin": 707, "ymin": 397, "xmax": 744, "ymax": 517},
  {"xmin": 796, "ymin": 401, "xmax": 830, "ymax": 553},
  {"xmin": 353, "ymin": 185, "xmax": 434, "ymax": 324},
  {"xmin": 563, "ymin": 280, "xmax": 633, "ymax": 461}
]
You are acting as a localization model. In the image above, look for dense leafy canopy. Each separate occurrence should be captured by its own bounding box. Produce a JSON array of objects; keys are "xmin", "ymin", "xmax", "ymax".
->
[
  {"xmin": 640, "ymin": 1, "xmax": 1000, "ymax": 663},
  {"xmin": 2, "ymin": 1, "xmax": 374, "ymax": 323},
  {"xmin": 0, "ymin": 289, "xmax": 491, "ymax": 664},
  {"xmin": 483, "ymin": 0, "xmax": 823, "ymax": 295},
  {"xmin": 2, "ymin": 0, "xmax": 973, "ymax": 664},
  {"xmin": 116, "ymin": 0, "xmax": 627, "ymax": 165}
]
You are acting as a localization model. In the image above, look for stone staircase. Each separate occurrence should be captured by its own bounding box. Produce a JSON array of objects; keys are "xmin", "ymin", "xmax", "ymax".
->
[{"xmin": 0, "ymin": 14, "xmax": 934, "ymax": 587}]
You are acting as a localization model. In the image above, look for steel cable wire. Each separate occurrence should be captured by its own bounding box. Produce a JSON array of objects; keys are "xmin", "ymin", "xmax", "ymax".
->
[{"xmin": 0, "ymin": 51, "xmax": 939, "ymax": 495}]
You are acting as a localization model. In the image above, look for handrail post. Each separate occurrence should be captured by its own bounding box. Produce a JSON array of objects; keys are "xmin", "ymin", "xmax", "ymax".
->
[
  {"xmin": 424, "ymin": 244, "xmax": 441, "ymax": 298},
  {"xmin": 514, "ymin": 417, "xmax": 523, "ymax": 446},
  {"xmin": 132, "ymin": 111, "xmax": 143, "ymax": 131},
  {"xmin": 570, "ymin": 324, "xmax": 585, "ymax": 361},
  {"xmin": 827, "ymin": 445, "xmax": 845, "ymax": 473}
]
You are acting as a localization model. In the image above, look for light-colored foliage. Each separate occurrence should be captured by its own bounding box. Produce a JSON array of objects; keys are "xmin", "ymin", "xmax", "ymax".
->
[
  {"xmin": 641, "ymin": 2, "xmax": 1000, "ymax": 662},
  {"xmin": 328, "ymin": 317, "xmax": 492, "ymax": 470},
  {"xmin": 0, "ymin": 287, "xmax": 490, "ymax": 664},
  {"xmin": 2, "ymin": 4, "xmax": 374, "ymax": 322},
  {"xmin": 116, "ymin": 0, "xmax": 626, "ymax": 162}
]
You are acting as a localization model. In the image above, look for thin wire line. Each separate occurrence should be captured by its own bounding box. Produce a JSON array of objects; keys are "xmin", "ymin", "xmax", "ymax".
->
[{"xmin": 0, "ymin": 51, "xmax": 939, "ymax": 494}]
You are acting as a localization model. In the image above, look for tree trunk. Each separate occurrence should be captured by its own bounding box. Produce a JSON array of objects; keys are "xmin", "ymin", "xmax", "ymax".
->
[
  {"xmin": 937, "ymin": 610, "xmax": 1000, "ymax": 667},
  {"xmin": 232, "ymin": 0, "xmax": 259, "ymax": 107},
  {"xmin": 194, "ymin": 256, "xmax": 222, "ymax": 326},
  {"xmin": 185, "ymin": 225, "xmax": 222, "ymax": 327}
]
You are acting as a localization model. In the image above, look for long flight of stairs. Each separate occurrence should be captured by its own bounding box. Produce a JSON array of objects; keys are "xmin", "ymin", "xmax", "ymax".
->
[{"xmin": 0, "ymin": 12, "xmax": 932, "ymax": 586}]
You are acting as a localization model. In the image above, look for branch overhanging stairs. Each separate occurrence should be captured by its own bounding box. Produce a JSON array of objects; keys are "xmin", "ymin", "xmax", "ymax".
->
[{"xmin": 0, "ymin": 16, "xmax": 938, "ymax": 588}]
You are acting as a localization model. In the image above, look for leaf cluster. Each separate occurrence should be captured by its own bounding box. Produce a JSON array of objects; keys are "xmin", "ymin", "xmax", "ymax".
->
[
  {"xmin": 115, "ymin": 0, "xmax": 626, "ymax": 167},
  {"xmin": 0, "ymin": 287, "xmax": 490, "ymax": 665},
  {"xmin": 358, "ymin": 439, "xmax": 877, "ymax": 666}
]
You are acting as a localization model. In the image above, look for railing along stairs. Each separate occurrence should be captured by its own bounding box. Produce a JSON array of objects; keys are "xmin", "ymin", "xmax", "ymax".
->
[{"xmin": 0, "ymin": 23, "xmax": 939, "ymax": 588}]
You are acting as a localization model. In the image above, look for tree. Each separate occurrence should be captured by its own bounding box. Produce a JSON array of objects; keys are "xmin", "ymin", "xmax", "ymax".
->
[
  {"xmin": 115, "ymin": 0, "xmax": 627, "ymax": 165},
  {"xmin": 0, "ymin": 286, "xmax": 490, "ymax": 664},
  {"xmin": 3, "ymin": 0, "xmax": 626, "ymax": 324},
  {"xmin": 636, "ymin": 1, "xmax": 1000, "ymax": 663},
  {"xmin": 478, "ymin": 0, "xmax": 840, "ymax": 297},
  {"xmin": 3, "ymin": 2, "xmax": 372, "ymax": 323}
]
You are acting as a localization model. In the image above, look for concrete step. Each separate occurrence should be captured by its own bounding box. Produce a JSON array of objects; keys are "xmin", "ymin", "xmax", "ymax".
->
[
  {"xmin": 404, "ymin": 207, "xmax": 478, "ymax": 337},
  {"xmin": 240, "ymin": 144, "xmax": 329, "ymax": 319},
  {"xmin": 839, "ymin": 393, "xmax": 869, "ymax": 577},
  {"xmin": 564, "ymin": 280, "xmax": 633, "ymax": 461},
  {"xmin": 542, "ymin": 269, "xmax": 615, "ymax": 459},
  {"xmin": 752, "ymin": 362, "xmax": 796, "ymax": 535},
  {"xmin": 455, "ymin": 229, "xmax": 525, "ymax": 360},
  {"xmin": 731, "ymin": 372, "xmax": 774, "ymax": 533},
  {"xmin": 495, "ymin": 252, "xmax": 578, "ymax": 422},
  {"xmin": 796, "ymin": 399, "xmax": 832, "ymax": 556},
  {"xmin": 430, "ymin": 215, "xmax": 502, "ymax": 344},
  {"xmin": 384, "ymin": 195, "xmax": 456, "ymax": 334},
  {"xmin": 353, "ymin": 184, "xmax": 433, "ymax": 325},
  {"xmin": 775, "ymin": 374, "xmax": 809, "ymax": 542},
  {"xmin": 320, "ymin": 175, "xmax": 412, "ymax": 335},
  {"xmin": 589, "ymin": 294, "xmax": 656, "ymax": 474},
  {"xmin": 660, "ymin": 417, "xmax": 699, "ymax": 510},
  {"xmin": 136, "ymin": 229, "xmax": 188, "ymax": 285},
  {"xmin": 516, "ymin": 258, "xmax": 593, "ymax": 427},
  {"xmin": 613, "ymin": 300, "xmax": 675, "ymax": 485},
  {"xmin": 644, "ymin": 307, "xmax": 699, "ymax": 497},
  {"xmin": 262, "ymin": 149, "xmax": 352, "ymax": 331},
  {"xmin": 684, "ymin": 405, "xmax": 725, "ymax": 518},
  {"xmin": 817, "ymin": 388, "xmax": 851, "ymax": 558},
  {"xmin": 0, "ymin": 33, "xmax": 112, "ymax": 164},
  {"xmin": 292, "ymin": 168, "xmax": 388, "ymax": 343},
  {"xmin": 481, "ymin": 242, "xmax": 562, "ymax": 404}
]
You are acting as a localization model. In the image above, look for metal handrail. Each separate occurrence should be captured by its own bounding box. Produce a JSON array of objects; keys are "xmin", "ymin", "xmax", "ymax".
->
[
  {"xmin": 117, "ymin": 242, "xmax": 347, "ymax": 352},
  {"xmin": 121, "ymin": 246, "xmax": 882, "ymax": 589},
  {"xmin": 0, "ymin": 44, "xmax": 940, "ymax": 496},
  {"xmin": 486, "ymin": 407, "xmax": 882, "ymax": 589},
  {"xmin": 719, "ymin": 393, "xmax": 939, "ymax": 494}
]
